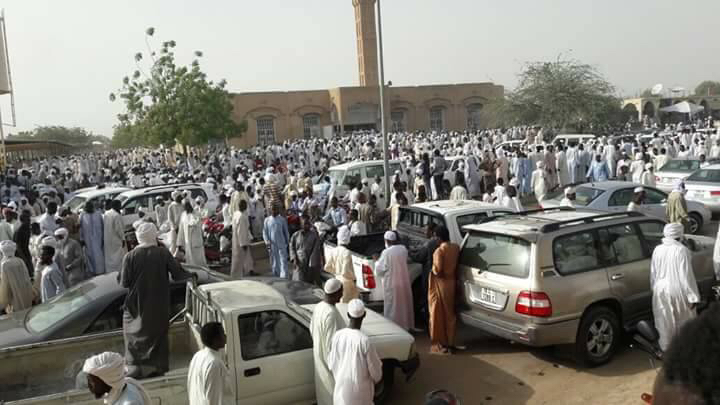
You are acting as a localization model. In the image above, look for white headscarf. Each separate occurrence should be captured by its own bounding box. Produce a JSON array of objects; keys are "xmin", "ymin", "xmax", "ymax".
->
[
  {"xmin": 663, "ymin": 223, "xmax": 684, "ymax": 240},
  {"xmin": 82, "ymin": 352, "xmax": 125, "ymax": 389},
  {"xmin": 135, "ymin": 222, "xmax": 158, "ymax": 248},
  {"xmin": 672, "ymin": 179, "xmax": 685, "ymax": 193},
  {"xmin": 0, "ymin": 240, "xmax": 16, "ymax": 257},
  {"xmin": 337, "ymin": 225, "xmax": 351, "ymax": 246}
]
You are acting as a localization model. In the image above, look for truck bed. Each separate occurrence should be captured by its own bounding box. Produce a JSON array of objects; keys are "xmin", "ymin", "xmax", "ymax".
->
[
  {"xmin": 325, "ymin": 231, "xmax": 386, "ymax": 258},
  {"xmin": 1, "ymin": 322, "xmax": 195, "ymax": 403}
]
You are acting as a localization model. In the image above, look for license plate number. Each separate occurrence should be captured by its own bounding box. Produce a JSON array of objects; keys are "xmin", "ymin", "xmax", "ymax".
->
[{"xmin": 480, "ymin": 288, "xmax": 497, "ymax": 304}]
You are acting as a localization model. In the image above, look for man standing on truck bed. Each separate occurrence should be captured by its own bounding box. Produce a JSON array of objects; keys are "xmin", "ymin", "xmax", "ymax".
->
[
  {"xmin": 375, "ymin": 231, "xmax": 415, "ymax": 331},
  {"xmin": 120, "ymin": 222, "xmax": 194, "ymax": 379}
]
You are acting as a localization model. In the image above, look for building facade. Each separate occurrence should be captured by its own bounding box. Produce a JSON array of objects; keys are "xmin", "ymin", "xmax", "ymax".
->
[
  {"xmin": 228, "ymin": 0, "xmax": 503, "ymax": 149},
  {"xmin": 622, "ymin": 96, "xmax": 720, "ymax": 124}
]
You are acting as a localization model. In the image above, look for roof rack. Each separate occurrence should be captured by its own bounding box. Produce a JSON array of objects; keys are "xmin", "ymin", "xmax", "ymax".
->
[
  {"xmin": 539, "ymin": 211, "xmax": 644, "ymax": 233},
  {"xmin": 476, "ymin": 206, "xmax": 575, "ymax": 225}
]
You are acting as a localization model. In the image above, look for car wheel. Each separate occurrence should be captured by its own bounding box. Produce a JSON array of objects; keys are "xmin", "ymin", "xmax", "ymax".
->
[
  {"xmin": 688, "ymin": 213, "xmax": 703, "ymax": 234},
  {"xmin": 575, "ymin": 306, "xmax": 620, "ymax": 367},
  {"xmin": 374, "ymin": 361, "xmax": 395, "ymax": 405}
]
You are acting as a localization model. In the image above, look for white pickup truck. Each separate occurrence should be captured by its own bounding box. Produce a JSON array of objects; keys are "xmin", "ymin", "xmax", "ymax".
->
[
  {"xmin": 323, "ymin": 200, "xmax": 512, "ymax": 307},
  {"xmin": 0, "ymin": 278, "xmax": 419, "ymax": 405}
]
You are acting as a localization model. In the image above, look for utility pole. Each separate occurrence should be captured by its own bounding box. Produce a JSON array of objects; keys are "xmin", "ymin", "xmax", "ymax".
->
[{"xmin": 375, "ymin": 0, "xmax": 391, "ymax": 202}]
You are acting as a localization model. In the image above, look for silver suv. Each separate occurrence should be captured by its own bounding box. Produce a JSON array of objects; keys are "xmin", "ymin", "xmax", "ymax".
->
[{"xmin": 458, "ymin": 208, "xmax": 717, "ymax": 366}]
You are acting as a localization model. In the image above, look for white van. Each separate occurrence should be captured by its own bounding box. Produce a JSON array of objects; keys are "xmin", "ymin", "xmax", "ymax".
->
[
  {"xmin": 552, "ymin": 134, "xmax": 597, "ymax": 146},
  {"xmin": 323, "ymin": 159, "xmax": 402, "ymax": 201}
]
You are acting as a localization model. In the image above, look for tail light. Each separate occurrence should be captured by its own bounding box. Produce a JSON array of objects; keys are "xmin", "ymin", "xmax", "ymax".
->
[
  {"xmin": 710, "ymin": 191, "xmax": 720, "ymax": 197},
  {"xmin": 516, "ymin": 291, "xmax": 552, "ymax": 317},
  {"xmin": 362, "ymin": 264, "xmax": 376, "ymax": 289}
]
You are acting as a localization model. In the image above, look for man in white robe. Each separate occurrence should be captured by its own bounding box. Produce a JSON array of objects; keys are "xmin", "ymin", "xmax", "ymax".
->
[
  {"xmin": 328, "ymin": 299, "xmax": 382, "ymax": 405},
  {"xmin": 310, "ymin": 279, "xmax": 346, "ymax": 405},
  {"xmin": 651, "ymin": 223, "xmax": 700, "ymax": 351},
  {"xmin": 0, "ymin": 240, "xmax": 33, "ymax": 313},
  {"xmin": 103, "ymin": 200, "xmax": 126, "ymax": 273},
  {"xmin": 167, "ymin": 192, "xmax": 184, "ymax": 253},
  {"xmin": 80, "ymin": 201, "xmax": 105, "ymax": 276},
  {"xmin": 556, "ymin": 146, "xmax": 570, "ymax": 187},
  {"xmin": 83, "ymin": 352, "xmax": 151, "ymax": 405},
  {"xmin": 177, "ymin": 202, "xmax": 207, "ymax": 267},
  {"xmin": 560, "ymin": 187, "xmax": 576, "ymax": 208},
  {"xmin": 187, "ymin": 322, "xmax": 230, "ymax": 405},
  {"xmin": 375, "ymin": 231, "xmax": 414, "ymax": 331},
  {"xmin": 230, "ymin": 200, "xmax": 253, "ymax": 279}
]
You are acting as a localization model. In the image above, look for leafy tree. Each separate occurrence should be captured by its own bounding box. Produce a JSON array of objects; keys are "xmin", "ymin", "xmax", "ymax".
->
[
  {"xmin": 9, "ymin": 126, "xmax": 109, "ymax": 145},
  {"xmin": 110, "ymin": 28, "xmax": 245, "ymax": 148},
  {"xmin": 500, "ymin": 58, "xmax": 623, "ymax": 132},
  {"xmin": 694, "ymin": 81, "xmax": 720, "ymax": 96}
]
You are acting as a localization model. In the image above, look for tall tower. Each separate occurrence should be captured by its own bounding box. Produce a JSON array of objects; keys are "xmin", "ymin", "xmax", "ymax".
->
[{"xmin": 353, "ymin": 0, "xmax": 378, "ymax": 87}]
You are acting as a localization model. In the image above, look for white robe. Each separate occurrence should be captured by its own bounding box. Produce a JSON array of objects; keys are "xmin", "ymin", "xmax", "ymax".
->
[
  {"xmin": 531, "ymin": 169, "xmax": 547, "ymax": 202},
  {"xmin": 714, "ymin": 226, "xmax": 720, "ymax": 281},
  {"xmin": 103, "ymin": 209, "xmax": 127, "ymax": 273},
  {"xmin": 650, "ymin": 238, "xmax": 700, "ymax": 351},
  {"xmin": 449, "ymin": 185, "xmax": 468, "ymax": 201},
  {"xmin": 187, "ymin": 347, "xmax": 230, "ymax": 405},
  {"xmin": 230, "ymin": 211, "xmax": 253, "ymax": 279},
  {"xmin": 328, "ymin": 328, "xmax": 383, "ymax": 405},
  {"xmin": 0, "ymin": 256, "xmax": 33, "ymax": 313},
  {"xmin": 177, "ymin": 212, "xmax": 207, "ymax": 267},
  {"xmin": 167, "ymin": 202, "xmax": 184, "ymax": 251},
  {"xmin": 375, "ymin": 244, "xmax": 414, "ymax": 330},
  {"xmin": 630, "ymin": 160, "xmax": 645, "ymax": 183},
  {"xmin": 310, "ymin": 301, "xmax": 346, "ymax": 405},
  {"xmin": 501, "ymin": 196, "xmax": 524, "ymax": 213},
  {"xmin": 641, "ymin": 171, "xmax": 656, "ymax": 187},
  {"xmin": 559, "ymin": 198, "xmax": 575, "ymax": 208},
  {"xmin": 556, "ymin": 151, "xmax": 570, "ymax": 187}
]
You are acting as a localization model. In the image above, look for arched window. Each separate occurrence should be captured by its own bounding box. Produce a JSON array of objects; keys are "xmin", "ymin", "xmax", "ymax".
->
[
  {"xmin": 303, "ymin": 113, "xmax": 321, "ymax": 138},
  {"xmin": 429, "ymin": 106, "xmax": 444, "ymax": 131},
  {"xmin": 391, "ymin": 110, "xmax": 406, "ymax": 132},
  {"xmin": 256, "ymin": 116, "xmax": 275, "ymax": 146},
  {"xmin": 466, "ymin": 103, "xmax": 483, "ymax": 130}
]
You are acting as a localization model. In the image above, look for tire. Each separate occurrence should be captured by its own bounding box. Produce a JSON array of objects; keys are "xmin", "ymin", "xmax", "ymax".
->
[
  {"xmin": 575, "ymin": 306, "xmax": 620, "ymax": 367},
  {"xmin": 374, "ymin": 361, "xmax": 395, "ymax": 405},
  {"xmin": 688, "ymin": 212, "xmax": 703, "ymax": 235}
]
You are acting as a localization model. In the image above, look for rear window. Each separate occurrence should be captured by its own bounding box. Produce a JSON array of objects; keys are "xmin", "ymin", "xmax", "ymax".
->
[
  {"xmin": 460, "ymin": 232, "xmax": 531, "ymax": 278},
  {"xmin": 660, "ymin": 160, "xmax": 699, "ymax": 172},
  {"xmin": 65, "ymin": 196, "xmax": 87, "ymax": 212},
  {"xmin": 687, "ymin": 169, "xmax": 720, "ymax": 183},
  {"xmin": 397, "ymin": 208, "xmax": 444, "ymax": 230}
]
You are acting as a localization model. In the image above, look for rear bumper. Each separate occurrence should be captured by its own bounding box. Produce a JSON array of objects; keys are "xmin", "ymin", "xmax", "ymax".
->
[{"xmin": 459, "ymin": 310, "xmax": 580, "ymax": 347}]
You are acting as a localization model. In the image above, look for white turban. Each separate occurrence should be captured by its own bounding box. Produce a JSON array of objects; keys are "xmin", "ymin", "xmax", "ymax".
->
[
  {"xmin": 40, "ymin": 236, "xmax": 57, "ymax": 249},
  {"xmin": 54, "ymin": 228, "xmax": 68, "ymax": 238},
  {"xmin": 82, "ymin": 352, "xmax": 126, "ymax": 389},
  {"xmin": 634, "ymin": 186, "xmax": 645, "ymax": 193},
  {"xmin": 135, "ymin": 222, "xmax": 158, "ymax": 248},
  {"xmin": 564, "ymin": 187, "xmax": 576, "ymax": 196},
  {"xmin": 0, "ymin": 240, "xmax": 16, "ymax": 257},
  {"xmin": 337, "ymin": 225, "xmax": 351, "ymax": 246},
  {"xmin": 672, "ymin": 179, "xmax": 685, "ymax": 193},
  {"xmin": 663, "ymin": 223, "xmax": 684, "ymax": 240}
]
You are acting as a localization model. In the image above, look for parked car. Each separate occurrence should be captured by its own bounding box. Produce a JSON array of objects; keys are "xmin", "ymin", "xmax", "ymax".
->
[
  {"xmin": 654, "ymin": 158, "xmax": 720, "ymax": 192},
  {"xmin": 115, "ymin": 183, "xmax": 218, "ymax": 228},
  {"xmin": 1, "ymin": 278, "xmax": 419, "ymax": 405},
  {"xmin": 683, "ymin": 163, "xmax": 720, "ymax": 214},
  {"xmin": 442, "ymin": 156, "xmax": 481, "ymax": 188},
  {"xmin": 457, "ymin": 208, "xmax": 717, "ymax": 366},
  {"xmin": 62, "ymin": 186, "xmax": 131, "ymax": 213},
  {"xmin": 0, "ymin": 264, "xmax": 220, "ymax": 349},
  {"xmin": 551, "ymin": 134, "xmax": 597, "ymax": 146},
  {"xmin": 323, "ymin": 159, "xmax": 402, "ymax": 201},
  {"xmin": 540, "ymin": 181, "xmax": 711, "ymax": 234}
]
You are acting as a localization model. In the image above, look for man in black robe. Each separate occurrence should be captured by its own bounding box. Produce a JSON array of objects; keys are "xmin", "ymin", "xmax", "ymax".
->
[{"xmin": 119, "ymin": 222, "xmax": 193, "ymax": 378}]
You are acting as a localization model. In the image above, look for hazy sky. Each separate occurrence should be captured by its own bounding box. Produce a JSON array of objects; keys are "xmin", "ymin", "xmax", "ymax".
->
[{"xmin": 4, "ymin": 0, "xmax": 720, "ymax": 137}]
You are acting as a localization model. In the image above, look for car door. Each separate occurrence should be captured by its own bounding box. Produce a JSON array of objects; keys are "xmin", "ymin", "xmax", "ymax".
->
[
  {"xmin": 606, "ymin": 188, "xmax": 633, "ymax": 212},
  {"xmin": 235, "ymin": 310, "xmax": 315, "ymax": 405},
  {"xmin": 600, "ymin": 223, "xmax": 652, "ymax": 323},
  {"xmin": 641, "ymin": 188, "xmax": 669, "ymax": 221}
]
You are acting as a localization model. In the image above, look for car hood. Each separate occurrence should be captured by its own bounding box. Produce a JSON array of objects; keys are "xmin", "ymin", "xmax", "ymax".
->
[{"xmin": 0, "ymin": 309, "xmax": 37, "ymax": 348}]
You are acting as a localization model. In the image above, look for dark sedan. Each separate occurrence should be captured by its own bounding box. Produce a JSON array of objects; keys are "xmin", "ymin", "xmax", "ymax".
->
[{"xmin": 0, "ymin": 265, "xmax": 225, "ymax": 349}]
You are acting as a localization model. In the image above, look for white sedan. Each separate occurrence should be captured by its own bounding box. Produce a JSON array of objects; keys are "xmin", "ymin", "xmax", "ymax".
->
[{"xmin": 541, "ymin": 180, "xmax": 712, "ymax": 234}]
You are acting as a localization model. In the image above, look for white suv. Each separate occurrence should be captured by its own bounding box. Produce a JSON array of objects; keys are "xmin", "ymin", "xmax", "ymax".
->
[{"xmin": 115, "ymin": 183, "xmax": 218, "ymax": 228}]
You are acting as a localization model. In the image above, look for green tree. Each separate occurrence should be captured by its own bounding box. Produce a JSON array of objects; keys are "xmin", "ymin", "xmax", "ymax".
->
[
  {"xmin": 110, "ymin": 28, "xmax": 245, "ymax": 148},
  {"xmin": 694, "ymin": 80, "xmax": 720, "ymax": 96},
  {"xmin": 9, "ymin": 126, "xmax": 109, "ymax": 145},
  {"xmin": 500, "ymin": 58, "xmax": 623, "ymax": 131}
]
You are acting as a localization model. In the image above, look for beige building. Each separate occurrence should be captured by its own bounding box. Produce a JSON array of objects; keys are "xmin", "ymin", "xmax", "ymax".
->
[
  {"xmin": 622, "ymin": 96, "xmax": 720, "ymax": 123},
  {"xmin": 229, "ymin": 0, "xmax": 503, "ymax": 148}
]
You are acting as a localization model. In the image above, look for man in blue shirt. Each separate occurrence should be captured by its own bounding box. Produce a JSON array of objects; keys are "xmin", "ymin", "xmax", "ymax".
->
[
  {"xmin": 324, "ymin": 197, "xmax": 347, "ymax": 228},
  {"xmin": 586, "ymin": 154, "xmax": 611, "ymax": 183}
]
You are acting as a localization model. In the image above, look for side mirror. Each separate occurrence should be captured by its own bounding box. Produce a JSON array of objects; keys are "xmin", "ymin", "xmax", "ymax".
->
[{"xmin": 637, "ymin": 320, "xmax": 659, "ymax": 343}]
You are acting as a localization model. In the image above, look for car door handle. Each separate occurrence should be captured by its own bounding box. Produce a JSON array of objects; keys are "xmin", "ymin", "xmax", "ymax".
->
[
  {"xmin": 611, "ymin": 273, "xmax": 624, "ymax": 280},
  {"xmin": 244, "ymin": 367, "xmax": 261, "ymax": 377}
]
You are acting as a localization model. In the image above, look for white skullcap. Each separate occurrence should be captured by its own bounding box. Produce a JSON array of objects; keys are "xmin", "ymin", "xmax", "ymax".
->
[
  {"xmin": 564, "ymin": 187, "xmax": 576, "ymax": 195},
  {"xmin": 135, "ymin": 222, "xmax": 158, "ymax": 247},
  {"xmin": 337, "ymin": 225, "xmax": 351, "ymax": 246},
  {"xmin": 40, "ymin": 236, "xmax": 57, "ymax": 249},
  {"xmin": 324, "ymin": 278, "xmax": 342, "ymax": 294},
  {"xmin": 82, "ymin": 352, "xmax": 126, "ymax": 389},
  {"xmin": 663, "ymin": 223, "xmax": 684, "ymax": 239},
  {"xmin": 672, "ymin": 179, "xmax": 685, "ymax": 192},
  {"xmin": 645, "ymin": 163, "xmax": 653, "ymax": 170},
  {"xmin": 54, "ymin": 227, "xmax": 68, "ymax": 238},
  {"xmin": 348, "ymin": 298, "xmax": 366, "ymax": 318},
  {"xmin": 0, "ymin": 240, "xmax": 16, "ymax": 257},
  {"xmin": 634, "ymin": 186, "xmax": 645, "ymax": 193},
  {"xmin": 384, "ymin": 231, "xmax": 397, "ymax": 241}
]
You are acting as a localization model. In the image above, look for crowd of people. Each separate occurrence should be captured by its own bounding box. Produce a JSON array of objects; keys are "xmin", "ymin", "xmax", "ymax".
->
[{"xmin": 0, "ymin": 119, "xmax": 719, "ymax": 404}]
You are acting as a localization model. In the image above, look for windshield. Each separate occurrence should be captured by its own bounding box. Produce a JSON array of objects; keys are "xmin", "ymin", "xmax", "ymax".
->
[
  {"xmin": 660, "ymin": 160, "xmax": 700, "ymax": 172},
  {"xmin": 460, "ymin": 231, "xmax": 531, "ymax": 278},
  {"xmin": 115, "ymin": 195, "xmax": 129, "ymax": 204},
  {"xmin": 687, "ymin": 169, "xmax": 720, "ymax": 183},
  {"xmin": 328, "ymin": 169, "xmax": 345, "ymax": 186},
  {"xmin": 26, "ymin": 283, "xmax": 95, "ymax": 333},
  {"xmin": 545, "ymin": 185, "xmax": 604, "ymax": 206},
  {"xmin": 65, "ymin": 196, "xmax": 87, "ymax": 212}
]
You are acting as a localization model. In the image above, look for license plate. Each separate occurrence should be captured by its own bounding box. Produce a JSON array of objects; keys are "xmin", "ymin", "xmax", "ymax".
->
[
  {"xmin": 480, "ymin": 288, "xmax": 497, "ymax": 305},
  {"xmin": 468, "ymin": 284, "xmax": 507, "ymax": 310}
]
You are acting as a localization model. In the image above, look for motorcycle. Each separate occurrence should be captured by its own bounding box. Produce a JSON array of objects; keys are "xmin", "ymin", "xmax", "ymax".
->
[{"xmin": 202, "ymin": 216, "xmax": 232, "ymax": 268}]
